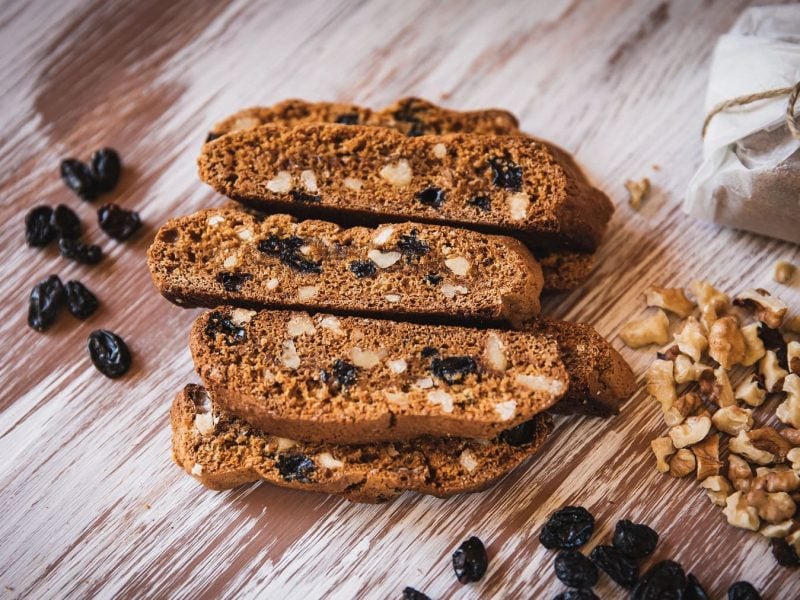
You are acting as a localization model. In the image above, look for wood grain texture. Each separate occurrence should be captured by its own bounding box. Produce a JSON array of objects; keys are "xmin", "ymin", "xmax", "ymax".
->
[{"xmin": 1, "ymin": 0, "xmax": 799, "ymax": 598}]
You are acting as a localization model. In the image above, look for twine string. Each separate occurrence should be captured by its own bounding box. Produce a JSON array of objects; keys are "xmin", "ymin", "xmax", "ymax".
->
[{"xmin": 701, "ymin": 80, "xmax": 800, "ymax": 139}]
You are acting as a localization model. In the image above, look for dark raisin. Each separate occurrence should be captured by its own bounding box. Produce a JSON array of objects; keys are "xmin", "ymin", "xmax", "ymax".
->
[
  {"xmin": 431, "ymin": 356, "xmax": 478, "ymax": 384},
  {"xmin": 28, "ymin": 275, "xmax": 65, "ymax": 331},
  {"xmin": 540, "ymin": 507, "xmax": 595, "ymax": 550},
  {"xmin": 205, "ymin": 310, "xmax": 246, "ymax": 345},
  {"xmin": 488, "ymin": 156, "xmax": 523, "ymax": 191},
  {"xmin": 631, "ymin": 559, "xmax": 683, "ymax": 599},
  {"xmin": 425, "ymin": 273, "xmax": 443, "ymax": 286},
  {"xmin": 205, "ymin": 131, "xmax": 221, "ymax": 143},
  {"xmin": 417, "ymin": 187, "xmax": 445, "ymax": 208},
  {"xmin": 554, "ymin": 550, "xmax": 598, "ymax": 588},
  {"xmin": 64, "ymin": 280, "xmax": 98, "ymax": 319},
  {"xmin": 60, "ymin": 158, "xmax": 98, "ymax": 200},
  {"xmin": 452, "ymin": 536, "xmax": 488, "ymax": 583},
  {"xmin": 589, "ymin": 545, "xmax": 638, "ymax": 588},
  {"xmin": 727, "ymin": 581, "xmax": 760, "ymax": 600},
  {"xmin": 402, "ymin": 588, "xmax": 431, "ymax": 600},
  {"xmin": 87, "ymin": 330, "xmax": 131, "ymax": 378},
  {"xmin": 757, "ymin": 324, "xmax": 788, "ymax": 369},
  {"xmin": 499, "ymin": 420, "xmax": 538, "ymax": 446},
  {"xmin": 685, "ymin": 573, "xmax": 709, "ymax": 600},
  {"xmin": 771, "ymin": 537, "xmax": 800, "ymax": 567},
  {"xmin": 348, "ymin": 259, "xmax": 377, "ymax": 278},
  {"xmin": 396, "ymin": 230, "xmax": 430, "ymax": 259},
  {"xmin": 90, "ymin": 148, "xmax": 121, "ymax": 193},
  {"xmin": 276, "ymin": 454, "xmax": 316, "ymax": 483},
  {"xmin": 258, "ymin": 234, "xmax": 322, "ymax": 273},
  {"xmin": 335, "ymin": 113, "xmax": 359, "ymax": 125},
  {"xmin": 291, "ymin": 190, "xmax": 321, "ymax": 203},
  {"xmin": 216, "ymin": 271, "xmax": 253, "ymax": 292},
  {"xmin": 553, "ymin": 590, "xmax": 598, "ymax": 600},
  {"xmin": 331, "ymin": 359, "xmax": 358, "ymax": 387},
  {"xmin": 468, "ymin": 196, "xmax": 491, "ymax": 211},
  {"xmin": 405, "ymin": 121, "xmax": 427, "ymax": 137},
  {"xmin": 421, "ymin": 346, "xmax": 439, "ymax": 358},
  {"xmin": 25, "ymin": 205, "xmax": 57, "ymax": 247},
  {"xmin": 97, "ymin": 203, "xmax": 141, "ymax": 241},
  {"xmin": 51, "ymin": 204, "xmax": 82, "ymax": 239},
  {"xmin": 58, "ymin": 237, "xmax": 102, "ymax": 265},
  {"xmin": 612, "ymin": 520, "xmax": 659, "ymax": 559}
]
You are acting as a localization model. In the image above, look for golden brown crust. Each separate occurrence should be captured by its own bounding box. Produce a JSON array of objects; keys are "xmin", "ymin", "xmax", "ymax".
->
[
  {"xmin": 189, "ymin": 308, "xmax": 569, "ymax": 443},
  {"xmin": 197, "ymin": 124, "xmax": 612, "ymax": 252},
  {"xmin": 147, "ymin": 207, "xmax": 543, "ymax": 327},
  {"xmin": 171, "ymin": 384, "xmax": 553, "ymax": 503}
]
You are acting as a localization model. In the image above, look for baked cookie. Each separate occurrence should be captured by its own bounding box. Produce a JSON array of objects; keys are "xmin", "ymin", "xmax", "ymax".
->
[
  {"xmin": 148, "ymin": 208, "xmax": 543, "ymax": 327},
  {"xmin": 172, "ymin": 384, "xmax": 553, "ymax": 503},
  {"xmin": 190, "ymin": 308, "xmax": 569, "ymax": 443}
]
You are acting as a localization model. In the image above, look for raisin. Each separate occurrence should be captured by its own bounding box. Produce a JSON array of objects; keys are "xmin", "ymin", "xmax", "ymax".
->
[
  {"xmin": 425, "ymin": 273, "xmax": 443, "ymax": 286},
  {"xmin": 553, "ymin": 590, "xmax": 598, "ymax": 600},
  {"xmin": 97, "ymin": 203, "xmax": 141, "ymax": 240},
  {"xmin": 205, "ymin": 310, "xmax": 246, "ymax": 345},
  {"xmin": 28, "ymin": 275, "xmax": 64, "ymax": 331},
  {"xmin": 452, "ymin": 536, "xmax": 488, "ymax": 583},
  {"xmin": 216, "ymin": 271, "xmax": 252, "ymax": 292},
  {"xmin": 258, "ymin": 235, "xmax": 322, "ymax": 273},
  {"xmin": 402, "ymin": 588, "xmax": 431, "ymax": 600},
  {"xmin": 488, "ymin": 156, "xmax": 523, "ymax": 191},
  {"xmin": 276, "ymin": 454, "xmax": 315, "ymax": 483},
  {"xmin": 727, "ymin": 581, "xmax": 761, "ymax": 600},
  {"xmin": 417, "ymin": 187, "xmax": 445, "ymax": 208},
  {"xmin": 685, "ymin": 573, "xmax": 709, "ymax": 600},
  {"xmin": 631, "ymin": 559, "xmax": 683, "ymax": 599},
  {"xmin": 431, "ymin": 356, "xmax": 478, "ymax": 384},
  {"xmin": 87, "ymin": 330, "xmax": 131, "ymax": 378},
  {"xmin": 554, "ymin": 550, "xmax": 598, "ymax": 588},
  {"xmin": 421, "ymin": 346, "xmax": 439, "ymax": 358},
  {"xmin": 58, "ymin": 237, "xmax": 102, "ymax": 265},
  {"xmin": 60, "ymin": 158, "xmax": 98, "ymax": 200},
  {"xmin": 771, "ymin": 537, "xmax": 800, "ymax": 567},
  {"xmin": 468, "ymin": 196, "xmax": 491, "ymax": 212},
  {"xmin": 291, "ymin": 190, "xmax": 321, "ymax": 203},
  {"xmin": 757, "ymin": 324, "xmax": 788, "ymax": 369},
  {"xmin": 396, "ymin": 230, "xmax": 430, "ymax": 259},
  {"xmin": 406, "ymin": 121, "xmax": 426, "ymax": 137},
  {"xmin": 331, "ymin": 359, "xmax": 358, "ymax": 387},
  {"xmin": 348, "ymin": 260, "xmax": 377, "ymax": 278},
  {"xmin": 589, "ymin": 545, "xmax": 638, "ymax": 588},
  {"xmin": 90, "ymin": 148, "xmax": 121, "ymax": 193},
  {"xmin": 335, "ymin": 113, "xmax": 359, "ymax": 125},
  {"xmin": 64, "ymin": 280, "xmax": 98, "ymax": 319},
  {"xmin": 25, "ymin": 206, "xmax": 56, "ymax": 247},
  {"xmin": 612, "ymin": 520, "xmax": 659, "ymax": 558},
  {"xmin": 499, "ymin": 420, "xmax": 539, "ymax": 446},
  {"xmin": 205, "ymin": 131, "xmax": 221, "ymax": 143},
  {"xmin": 51, "ymin": 204, "xmax": 82, "ymax": 239},
  {"xmin": 540, "ymin": 507, "xmax": 595, "ymax": 550}
]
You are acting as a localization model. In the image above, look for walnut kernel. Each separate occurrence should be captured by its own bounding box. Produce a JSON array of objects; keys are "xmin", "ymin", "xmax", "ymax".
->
[
  {"xmin": 734, "ymin": 288, "xmax": 787, "ymax": 329},
  {"xmin": 707, "ymin": 315, "xmax": 746, "ymax": 368},
  {"xmin": 644, "ymin": 286, "xmax": 695, "ymax": 318},
  {"xmin": 620, "ymin": 309, "xmax": 670, "ymax": 348},
  {"xmin": 674, "ymin": 316, "xmax": 707, "ymax": 362}
]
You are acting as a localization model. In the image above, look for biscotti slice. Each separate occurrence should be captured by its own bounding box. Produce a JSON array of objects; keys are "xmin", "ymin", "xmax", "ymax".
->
[
  {"xmin": 148, "ymin": 208, "xmax": 544, "ymax": 327},
  {"xmin": 197, "ymin": 124, "xmax": 613, "ymax": 252},
  {"xmin": 206, "ymin": 97, "xmax": 520, "ymax": 142},
  {"xmin": 190, "ymin": 308, "xmax": 568, "ymax": 443},
  {"xmin": 172, "ymin": 384, "xmax": 553, "ymax": 503}
]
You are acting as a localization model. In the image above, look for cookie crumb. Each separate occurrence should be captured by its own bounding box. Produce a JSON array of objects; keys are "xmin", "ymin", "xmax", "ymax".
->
[{"xmin": 625, "ymin": 177, "xmax": 651, "ymax": 210}]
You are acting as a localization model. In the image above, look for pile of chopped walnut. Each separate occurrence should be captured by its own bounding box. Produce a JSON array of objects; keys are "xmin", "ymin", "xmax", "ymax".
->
[{"xmin": 622, "ymin": 282, "xmax": 800, "ymax": 566}]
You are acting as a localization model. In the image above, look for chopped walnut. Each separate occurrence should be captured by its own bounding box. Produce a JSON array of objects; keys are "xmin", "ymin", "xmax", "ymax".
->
[
  {"xmin": 788, "ymin": 448, "xmax": 800, "ymax": 470},
  {"xmin": 779, "ymin": 427, "xmax": 800, "ymax": 446},
  {"xmin": 712, "ymin": 405, "xmax": 753, "ymax": 436},
  {"xmin": 760, "ymin": 350, "xmax": 789, "ymax": 392},
  {"xmin": 690, "ymin": 280, "xmax": 730, "ymax": 313},
  {"xmin": 620, "ymin": 309, "xmax": 670, "ymax": 348},
  {"xmin": 646, "ymin": 359, "xmax": 677, "ymax": 415},
  {"xmin": 673, "ymin": 356, "xmax": 710, "ymax": 384},
  {"xmin": 723, "ymin": 491, "xmax": 760, "ymax": 531},
  {"xmin": 734, "ymin": 288, "xmax": 787, "ymax": 329},
  {"xmin": 753, "ymin": 466, "xmax": 800, "ymax": 493},
  {"xmin": 735, "ymin": 376, "xmax": 766, "ymax": 408},
  {"xmin": 777, "ymin": 374, "xmax": 800, "ymax": 428},
  {"xmin": 700, "ymin": 475, "xmax": 732, "ymax": 506},
  {"xmin": 625, "ymin": 177, "xmax": 650, "ymax": 210},
  {"xmin": 644, "ymin": 286, "xmax": 695, "ymax": 318},
  {"xmin": 669, "ymin": 448, "xmax": 696, "ymax": 477},
  {"xmin": 749, "ymin": 426, "xmax": 792, "ymax": 462},
  {"xmin": 663, "ymin": 391, "xmax": 701, "ymax": 427},
  {"xmin": 729, "ymin": 454, "xmax": 755, "ymax": 492},
  {"xmin": 774, "ymin": 261, "xmax": 796, "ymax": 284},
  {"xmin": 789, "ymin": 341, "xmax": 800, "ymax": 375},
  {"xmin": 740, "ymin": 323, "xmax": 767, "ymax": 367},
  {"xmin": 669, "ymin": 415, "xmax": 711, "ymax": 449},
  {"xmin": 729, "ymin": 430, "xmax": 777, "ymax": 465},
  {"xmin": 760, "ymin": 520, "xmax": 796, "ymax": 538},
  {"xmin": 746, "ymin": 490, "xmax": 797, "ymax": 524},
  {"xmin": 784, "ymin": 315, "xmax": 800, "ymax": 335},
  {"xmin": 692, "ymin": 433, "xmax": 722, "ymax": 480},
  {"xmin": 707, "ymin": 315, "xmax": 746, "ymax": 368},
  {"xmin": 651, "ymin": 436, "xmax": 676, "ymax": 473},
  {"xmin": 674, "ymin": 316, "xmax": 708, "ymax": 362}
]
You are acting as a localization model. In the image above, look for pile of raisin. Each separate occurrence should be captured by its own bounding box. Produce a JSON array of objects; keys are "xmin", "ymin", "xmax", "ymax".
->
[
  {"xmin": 28, "ymin": 275, "xmax": 99, "ymax": 331},
  {"xmin": 60, "ymin": 148, "xmax": 121, "ymax": 201}
]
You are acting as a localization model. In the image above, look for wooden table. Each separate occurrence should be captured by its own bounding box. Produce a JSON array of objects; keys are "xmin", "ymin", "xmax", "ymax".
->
[{"xmin": 2, "ymin": 0, "xmax": 798, "ymax": 597}]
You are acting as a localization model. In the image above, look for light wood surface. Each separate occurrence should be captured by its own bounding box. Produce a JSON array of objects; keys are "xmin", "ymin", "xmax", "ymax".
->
[{"xmin": 1, "ymin": 0, "xmax": 798, "ymax": 598}]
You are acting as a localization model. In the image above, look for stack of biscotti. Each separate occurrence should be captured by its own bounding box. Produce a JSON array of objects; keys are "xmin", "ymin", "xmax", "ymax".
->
[{"xmin": 149, "ymin": 97, "xmax": 634, "ymax": 503}]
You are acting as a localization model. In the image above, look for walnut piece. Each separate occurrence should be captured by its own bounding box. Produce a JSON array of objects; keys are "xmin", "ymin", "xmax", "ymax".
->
[
  {"xmin": 723, "ymin": 491, "xmax": 760, "ymax": 531},
  {"xmin": 625, "ymin": 177, "xmax": 650, "ymax": 209},
  {"xmin": 779, "ymin": 427, "xmax": 800, "ymax": 446},
  {"xmin": 700, "ymin": 475, "xmax": 732, "ymax": 506},
  {"xmin": 760, "ymin": 520, "xmax": 796, "ymax": 538},
  {"xmin": 777, "ymin": 374, "xmax": 800, "ymax": 428},
  {"xmin": 668, "ymin": 415, "xmax": 711, "ymax": 449},
  {"xmin": 712, "ymin": 405, "xmax": 753, "ymax": 436},
  {"xmin": 749, "ymin": 427, "xmax": 792, "ymax": 462},
  {"xmin": 784, "ymin": 315, "xmax": 800, "ymax": 335},
  {"xmin": 734, "ymin": 288, "xmax": 787, "ymax": 329},
  {"xmin": 734, "ymin": 376, "xmax": 766, "ymax": 408},
  {"xmin": 746, "ymin": 490, "xmax": 797, "ymax": 524},
  {"xmin": 669, "ymin": 448, "xmax": 696, "ymax": 477},
  {"xmin": 646, "ymin": 359, "xmax": 677, "ymax": 417},
  {"xmin": 690, "ymin": 280, "xmax": 729, "ymax": 313},
  {"xmin": 651, "ymin": 436, "xmax": 676, "ymax": 473},
  {"xmin": 673, "ymin": 317, "xmax": 707, "ymax": 362},
  {"xmin": 663, "ymin": 391, "xmax": 701, "ymax": 427},
  {"xmin": 692, "ymin": 433, "xmax": 722, "ymax": 480},
  {"xmin": 740, "ymin": 323, "xmax": 766, "ymax": 367},
  {"xmin": 788, "ymin": 340, "xmax": 800, "ymax": 375},
  {"xmin": 774, "ymin": 261, "xmax": 796, "ymax": 284},
  {"xmin": 644, "ymin": 286, "xmax": 695, "ymax": 318},
  {"xmin": 753, "ymin": 466, "xmax": 800, "ymax": 493},
  {"xmin": 620, "ymin": 309, "xmax": 670, "ymax": 348},
  {"xmin": 673, "ymin": 355, "xmax": 698, "ymax": 384},
  {"xmin": 760, "ymin": 350, "xmax": 789, "ymax": 393},
  {"xmin": 730, "ymin": 431, "xmax": 776, "ymax": 465},
  {"xmin": 707, "ymin": 315, "xmax": 746, "ymax": 368},
  {"xmin": 788, "ymin": 447, "xmax": 800, "ymax": 470},
  {"xmin": 729, "ymin": 454, "xmax": 754, "ymax": 492}
]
